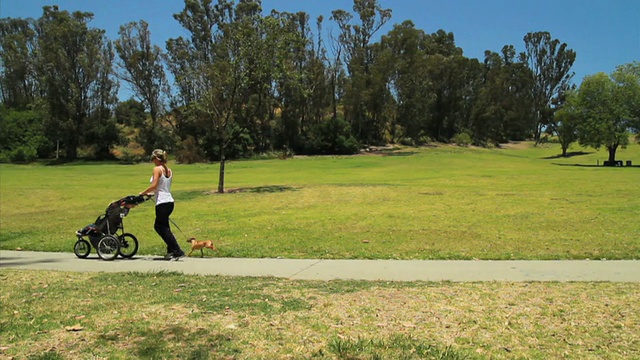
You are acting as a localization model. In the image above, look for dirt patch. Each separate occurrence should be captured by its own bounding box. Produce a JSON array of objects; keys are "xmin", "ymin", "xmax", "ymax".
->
[{"xmin": 498, "ymin": 141, "xmax": 532, "ymax": 150}]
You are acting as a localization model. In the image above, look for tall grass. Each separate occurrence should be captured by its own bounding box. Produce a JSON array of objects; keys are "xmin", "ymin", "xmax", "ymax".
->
[{"xmin": 1, "ymin": 142, "xmax": 638, "ymax": 259}]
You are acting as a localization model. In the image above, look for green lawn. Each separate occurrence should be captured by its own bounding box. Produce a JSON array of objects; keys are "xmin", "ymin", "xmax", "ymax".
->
[
  {"xmin": 2, "ymin": 142, "xmax": 639, "ymax": 360},
  {"xmin": 1, "ymin": 141, "xmax": 639, "ymax": 259}
]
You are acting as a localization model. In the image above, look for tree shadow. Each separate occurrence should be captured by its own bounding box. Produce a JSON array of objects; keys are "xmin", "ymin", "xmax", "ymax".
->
[
  {"xmin": 383, "ymin": 151, "xmax": 418, "ymax": 157},
  {"xmin": 551, "ymin": 163, "xmax": 639, "ymax": 168},
  {"xmin": 224, "ymin": 185, "xmax": 298, "ymax": 194},
  {"xmin": 551, "ymin": 163, "xmax": 599, "ymax": 167},
  {"xmin": 173, "ymin": 190, "xmax": 208, "ymax": 201},
  {"xmin": 542, "ymin": 151, "xmax": 593, "ymax": 159}
]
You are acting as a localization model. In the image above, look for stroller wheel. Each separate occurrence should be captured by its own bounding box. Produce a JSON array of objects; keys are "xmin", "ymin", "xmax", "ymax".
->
[
  {"xmin": 74, "ymin": 239, "xmax": 91, "ymax": 258},
  {"xmin": 97, "ymin": 235, "xmax": 120, "ymax": 261},
  {"xmin": 118, "ymin": 233, "xmax": 139, "ymax": 258}
]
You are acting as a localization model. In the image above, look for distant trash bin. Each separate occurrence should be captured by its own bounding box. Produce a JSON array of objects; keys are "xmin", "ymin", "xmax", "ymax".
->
[{"xmin": 627, "ymin": 160, "xmax": 632, "ymax": 167}]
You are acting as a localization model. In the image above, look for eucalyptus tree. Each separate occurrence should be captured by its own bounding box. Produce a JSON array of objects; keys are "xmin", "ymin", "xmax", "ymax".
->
[
  {"xmin": 36, "ymin": 6, "xmax": 118, "ymax": 160},
  {"xmin": 164, "ymin": 0, "xmax": 214, "ymax": 159},
  {"xmin": 499, "ymin": 46, "xmax": 535, "ymax": 141},
  {"xmin": 521, "ymin": 31, "xmax": 576, "ymax": 144},
  {"xmin": 85, "ymin": 41, "xmax": 121, "ymax": 160},
  {"xmin": 230, "ymin": 1, "xmax": 277, "ymax": 156},
  {"xmin": 471, "ymin": 50, "xmax": 509, "ymax": 143},
  {"xmin": 422, "ymin": 30, "xmax": 477, "ymax": 143},
  {"xmin": 331, "ymin": 0, "xmax": 392, "ymax": 145},
  {"xmin": 380, "ymin": 21, "xmax": 433, "ymax": 143},
  {"xmin": 471, "ymin": 46, "xmax": 534, "ymax": 144},
  {"xmin": 273, "ymin": 13, "xmax": 356, "ymax": 154},
  {"xmin": 306, "ymin": 16, "xmax": 334, "ymax": 129},
  {"xmin": 167, "ymin": 0, "xmax": 273, "ymax": 192},
  {"xmin": 0, "ymin": 17, "xmax": 49, "ymax": 160},
  {"xmin": 115, "ymin": 20, "xmax": 171, "ymax": 153},
  {"xmin": 0, "ymin": 18, "xmax": 39, "ymax": 109},
  {"xmin": 323, "ymin": 20, "xmax": 348, "ymax": 123},
  {"xmin": 269, "ymin": 10, "xmax": 313, "ymax": 151}
]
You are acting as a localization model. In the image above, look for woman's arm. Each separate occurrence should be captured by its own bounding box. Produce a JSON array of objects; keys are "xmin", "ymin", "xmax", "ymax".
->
[{"xmin": 140, "ymin": 166, "xmax": 162, "ymax": 195}]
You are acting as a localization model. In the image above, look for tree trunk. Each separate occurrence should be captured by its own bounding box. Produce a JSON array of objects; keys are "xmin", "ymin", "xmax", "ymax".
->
[
  {"xmin": 65, "ymin": 146, "xmax": 77, "ymax": 160},
  {"xmin": 217, "ymin": 152, "xmax": 226, "ymax": 194},
  {"xmin": 331, "ymin": 76, "xmax": 338, "ymax": 121},
  {"xmin": 607, "ymin": 145, "xmax": 617, "ymax": 163},
  {"xmin": 534, "ymin": 122, "xmax": 543, "ymax": 146},
  {"xmin": 65, "ymin": 138, "xmax": 78, "ymax": 160}
]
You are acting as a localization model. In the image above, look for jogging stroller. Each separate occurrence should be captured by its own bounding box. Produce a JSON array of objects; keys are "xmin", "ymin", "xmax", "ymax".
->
[{"xmin": 74, "ymin": 194, "xmax": 150, "ymax": 261}]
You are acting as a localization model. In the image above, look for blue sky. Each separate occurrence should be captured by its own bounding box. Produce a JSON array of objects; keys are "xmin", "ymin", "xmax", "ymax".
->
[{"xmin": 3, "ymin": 0, "xmax": 639, "ymax": 88}]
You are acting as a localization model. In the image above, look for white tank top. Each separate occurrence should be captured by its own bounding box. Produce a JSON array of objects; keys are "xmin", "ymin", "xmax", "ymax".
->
[{"xmin": 151, "ymin": 168, "xmax": 174, "ymax": 205}]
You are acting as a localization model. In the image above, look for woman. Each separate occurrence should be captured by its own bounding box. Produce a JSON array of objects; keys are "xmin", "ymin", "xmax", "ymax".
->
[{"xmin": 140, "ymin": 149, "xmax": 185, "ymax": 259}]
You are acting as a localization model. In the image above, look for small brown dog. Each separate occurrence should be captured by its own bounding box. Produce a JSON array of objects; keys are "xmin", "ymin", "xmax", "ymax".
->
[{"xmin": 186, "ymin": 238, "xmax": 217, "ymax": 257}]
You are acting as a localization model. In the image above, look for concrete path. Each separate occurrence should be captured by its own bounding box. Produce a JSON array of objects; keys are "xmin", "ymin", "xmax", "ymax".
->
[{"xmin": 1, "ymin": 250, "xmax": 639, "ymax": 282}]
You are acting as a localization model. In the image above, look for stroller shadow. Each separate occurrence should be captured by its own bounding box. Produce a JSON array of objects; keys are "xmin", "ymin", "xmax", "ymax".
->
[{"xmin": 80, "ymin": 256, "xmax": 141, "ymax": 261}]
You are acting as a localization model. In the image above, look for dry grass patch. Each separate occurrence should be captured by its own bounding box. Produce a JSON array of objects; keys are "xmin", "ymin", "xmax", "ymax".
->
[{"xmin": 1, "ymin": 270, "xmax": 639, "ymax": 359}]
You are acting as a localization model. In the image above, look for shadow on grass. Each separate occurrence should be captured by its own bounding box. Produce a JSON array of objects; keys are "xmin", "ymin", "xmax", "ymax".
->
[
  {"xmin": 542, "ymin": 151, "xmax": 593, "ymax": 159},
  {"xmin": 173, "ymin": 190, "xmax": 208, "ymax": 201},
  {"xmin": 42, "ymin": 159, "xmax": 127, "ymax": 166},
  {"xmin": 176, "ymin": 186, "xmax": 298, "ymax": 199},
  {"xmin": 383, "ymin": 151, "xmax": 418, "ymax": 157},
  {"xmin": 126, "ymin": 324, "xmax": 238, "ymax": 359},
  {"xmin": 224, "ymin": 185, "xmax": 298, "ymax": 194},
  {"xmin": 551, "ymin": 163, "xmax": 640, "ymax": 168}
]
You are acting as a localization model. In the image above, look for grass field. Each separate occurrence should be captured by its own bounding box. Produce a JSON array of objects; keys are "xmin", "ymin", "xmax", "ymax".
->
[
  {"xmin": 2, "ymin": 141, "xmax": 639, "ymax": 359},
  {"xmin": 1, "ymin": 270, "xmax": 638, "ymax": 359},
  {"xmin": 1, "ymin": 141, "xmax": 639, "ymax": 260}
]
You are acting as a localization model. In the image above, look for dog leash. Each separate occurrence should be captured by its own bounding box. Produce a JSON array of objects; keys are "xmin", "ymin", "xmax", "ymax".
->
[
  {"xmin": 169, "ymin": 218, "xmax": 182, "ymax": 232},
  {"xmin": 169, "ymin": 218, "xmax": 192, "ymax": 241},
  {"xmin": 141, "ymin": 196, "xmax": 190, "ymax": 240}
]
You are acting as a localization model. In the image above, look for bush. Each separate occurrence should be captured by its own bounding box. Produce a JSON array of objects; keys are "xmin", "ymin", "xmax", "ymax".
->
[
  {"xmin": 9, "ymin": 146, "xmax": 38, "ymax": 163},
  {"xmin": 175, "ymin": 136, "xmax": 206, "ymax": 164},
  {"xmin": 451, "ymin": 132, "xmax": 472, "ymax": 147},
  {"xmin": 418, "ymin": 136, "xmax": 433, "ymax": 146},
  {"xmin": 301, "ymin": 118, "xmax": 360, "ymax": 155},
  {"xmin": 113, "ymin": 142, "xmax": 147, "ymax": 163},
  {"xmin": 399, "ymin": 137, "xmax": 415, "ymax": 146}
]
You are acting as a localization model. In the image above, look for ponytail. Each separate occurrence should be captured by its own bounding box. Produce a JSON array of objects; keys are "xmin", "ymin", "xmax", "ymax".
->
[{"xmin": 152, "ymin": 149, "xmax": 169, "ymax": 176}]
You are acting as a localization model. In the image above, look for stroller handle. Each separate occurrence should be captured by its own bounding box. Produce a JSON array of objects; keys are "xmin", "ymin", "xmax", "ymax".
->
[{"xmin": 116, "ymin": 194, "xmax": 153, "ymax": 208}]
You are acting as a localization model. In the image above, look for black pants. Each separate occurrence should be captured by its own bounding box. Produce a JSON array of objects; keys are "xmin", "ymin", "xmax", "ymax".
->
[{"xmin": 154, "ymin": 202, "xmax": 182, "ymax": 254}]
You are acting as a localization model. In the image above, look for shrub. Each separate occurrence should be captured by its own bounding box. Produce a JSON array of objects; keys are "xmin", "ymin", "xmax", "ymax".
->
[
  {"xmin": 399, "ymin": 137, "xmax": 415, "ymax": 146},
  {"xmin": 301, "ymin": 118, "xmax": 360, "ymax": 155},
  {"xmin": 451, "ymin": 132, "xmax": 472, "ymax": 147},
  {"xmin": 175, "ymin": 136, "xmax": 206, "ymax": 164},
  {"xmin": 9, "ymin": 146, "xmax": 38, "ymax": 163},
  {"xmin": 418, "ymin": 135, "xmax": 433, "ymax": 146},
  {"xmin": 113, "ymin": 142, "xmax": 147, "ymax": 163}
]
